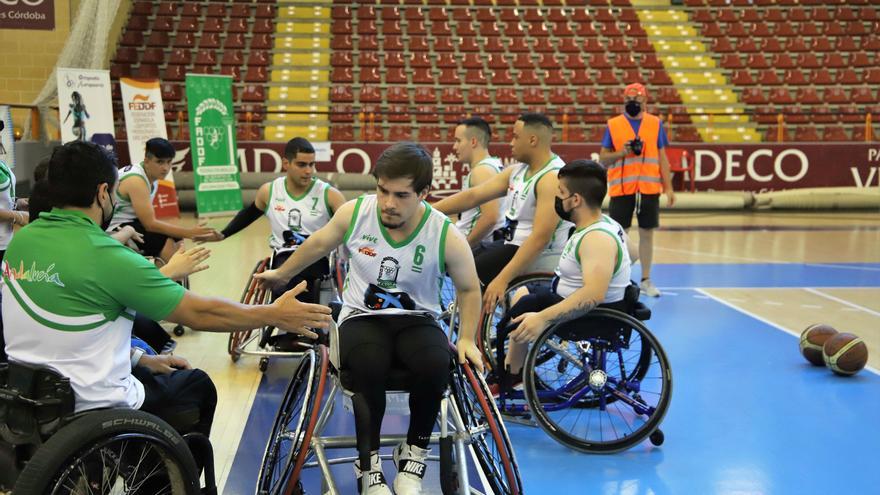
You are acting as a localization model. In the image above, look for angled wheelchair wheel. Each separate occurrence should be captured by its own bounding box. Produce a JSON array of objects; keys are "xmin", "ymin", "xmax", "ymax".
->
[
  {"xmin": 228, "ymin": 258, "xmax": 272, "ymax": 362},
  {"xmin": 450, "ymin": 361, "xmax": 523, "ymax": 495},
  {"xmin": 14, "ymin": 409, "xmax": 200, "ymax": 495},
  {"xmin": 479, "ymin": 273, "xmax": 555, "ymax": 372},
  {"xmin": 257, "ymin": 346, "xmax": 329, "ymax": 495},
  {"xmin": 523, "ymin": 309, "xmax": 673, "ymax": 453}
]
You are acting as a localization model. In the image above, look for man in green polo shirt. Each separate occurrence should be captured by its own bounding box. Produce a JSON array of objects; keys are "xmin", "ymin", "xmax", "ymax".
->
[{"xmin": 1, "ymin": 141, "xmax": 332, "ymax": 436}]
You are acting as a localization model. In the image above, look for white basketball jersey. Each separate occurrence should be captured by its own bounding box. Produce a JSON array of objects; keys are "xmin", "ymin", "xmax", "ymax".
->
[
  {"xmin": 266, "ymin": 177, "xmax": 332, "ymax": 253},
  {"xmin": 554, "ymin": 216, "xmax": 631, "ymax": 303},
  {"xmin": 0, "ymin": 160, "xmax": 15, "ymax": 250},
  {"xmin": 109, "ymin": 163, "xmax": 156, "ymax": 230},
  {"xmin": 455, "ymin": 157, "xmax": 508, "ymax": 241},
  {"xmin": 505, "ymin": 154, "xmax": 572, "ymax": 249},
  {"xmin": 338, "ymin": 195, "xmax": 451, "ymax": 324}
]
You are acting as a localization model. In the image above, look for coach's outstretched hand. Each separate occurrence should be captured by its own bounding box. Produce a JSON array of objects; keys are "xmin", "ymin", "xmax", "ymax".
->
[
  {"xmin": 457, "ymin": 338, "xmax": 484, "ymax": 372},
  {"xmin": 272, "ymin": 281, "xmax": 333, "ymax": 339},
  {"xmin": 162, "ymin": 244, "xmax": 211, "ymax": 281},
  {"xmin": 253, "ymin": 268, "xmax": 285, "ymax": 290}
]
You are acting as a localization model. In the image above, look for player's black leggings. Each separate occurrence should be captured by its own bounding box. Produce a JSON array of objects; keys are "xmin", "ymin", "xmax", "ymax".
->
[
  {"xmin": 472, "ymin": 240, "xmax": 519, "ymax": 286},
  {"xmin": 339, "ymin": 314, "xmax": 450, "ymax": 451}
]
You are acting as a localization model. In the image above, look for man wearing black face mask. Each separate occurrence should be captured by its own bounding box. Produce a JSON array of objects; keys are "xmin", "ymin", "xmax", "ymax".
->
[
  {"xmin": 599, "ymin": 83, "xmax": 675, "ymax": 297},
  {"xmin": 489, "ymin": 160, "xmax": 633, "ymax": 394}
]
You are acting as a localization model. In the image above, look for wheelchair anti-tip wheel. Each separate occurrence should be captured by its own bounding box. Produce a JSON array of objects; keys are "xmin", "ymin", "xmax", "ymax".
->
[
  {"xmin": 450, "ymin": 361, "xmax": 523, "ymax": 495},
  {"xmin": 228, "ymin": 258, "xmax": 272, "ymax": 362},
  {"xmin": 523, "ymin": 308, "xmax": 672, "ymax": 453},
  {"xmin": 257, "ymin": 346, "xmax": 329, "ymax": 495},
  {"xmin": 13, "ymin": 409, "xmax": 200, "ymax": 495}
]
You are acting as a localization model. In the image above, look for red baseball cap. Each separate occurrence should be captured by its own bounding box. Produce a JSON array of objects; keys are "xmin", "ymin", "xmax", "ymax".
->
[{"xmin": 624, "ymin": 83, "xmax": 648, "ymax": 100}]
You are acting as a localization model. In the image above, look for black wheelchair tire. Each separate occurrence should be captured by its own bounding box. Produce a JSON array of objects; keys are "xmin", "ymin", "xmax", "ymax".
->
[
  {"xmin": 524, "ymin": 308, "xmax": 673, "ymax": 454},
  {"xmin": 14, "ymin": 409, "xmax": 200, "ymax": 495}
]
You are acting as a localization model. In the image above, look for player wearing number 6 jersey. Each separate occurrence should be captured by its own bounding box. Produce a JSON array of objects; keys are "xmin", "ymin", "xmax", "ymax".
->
[{"xmin": 256, "ymin": 143, "xmax": 484, "ymax": 495}]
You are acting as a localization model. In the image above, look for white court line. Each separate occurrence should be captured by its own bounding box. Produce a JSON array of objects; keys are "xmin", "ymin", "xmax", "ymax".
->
[
  {"xmin": 805, "ymin": 288, "xmax": 880, "ymax": 317},
  {"xmin": 805, "ymin": 263, "xmax": 880, "ymax": 273},
  {"xmin": 695, "ymin": 288, "xmax": 880, "ymax": 377},
  {"xmin": 800, "ymin": 304, "xmax": 823, "ymax": 309},
  {"xmin": 763, "ymin": 301, "xmax": 783, "ymax": 306}
]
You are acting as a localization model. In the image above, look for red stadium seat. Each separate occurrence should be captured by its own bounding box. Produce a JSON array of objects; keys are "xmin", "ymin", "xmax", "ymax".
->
[
  {"xmin": 383, "ymin": 20, "xmax": 402, "ymax": 36},
  {"xmin": 809, "ymin": 38, "xmax": 833, "ymax": 52},
  {"xmin": 220, "ymin": 65, "xmax": 241, "ymax": 81},
  {"xmin": 533, "ymin": 37, "xmax": 554, "ymax": 53},
  {"xmin": 823, "ymin": 22, "xmax": 845, "ymax": 37},
  {"xmin": 518, "ymin": 69, "xmax": 541, "ymax": 85},
  {"xmin": 795, "ymin": 87, "xmax": 822, "ymax": 105},
  {"xmin": 513, "ymin": 53, "xmax": 533, "ymax": 69},
  {"xmin": 385, "ymin": 67, "xmax": 408, "ymax": 84},
  {"xmin": 823, "ymin": 87, "xmax": 849, "ymax": 104},
  {"xmin": 620, "ymin": 69, "xmax": 645, "ymax": 85},
  {"xmin": 796, "ymin": 53, "xmax": 822, "ymax": 69},
  {"xmin": 862, "ymin": 36, "xmax": 880, "ymax": 51},
  {"xmin": 835, "ymin": 36, "xmax": 859, "ymax": 52},
  {"xmin": 822, "ymin": 126, "xmax": 849, "ymax": 141},
  {"xmin": 760, "ymin": 38, "xmax": 783, "ymax": 52},
  {"xmin": 793, "ymin": 126, "xmax": 820, "ymax": 142},
  {"xmin": 127, "ymin": 16, "xmax": 148, "ymax": 32},
  {"xmin": 784, "ymin": 38, "xmax": 809, "ymax": 52},
  {"xmin": 784, "ymin": 70, "xmax": 808, "ymax": 85},
  {"xmin": 812, "ymin": 106, "xmax": 838, "ymax": 124},
  {"xmin": 493, "ymin": 69, "xmax": 514, "ymax": 85},
  {"xmin": 575, "ymin": 22, "xmax": 597, "ymax": 36},
  {"xmin": 438, "ymin": 67, "xmax": 459, "ymax": 84},
  {"xmin": 839, "ymin": 104, "xmax": 863, "ymax": 124},
  {"xmin": 462, "ymin": 53, "xmax": 483, "ymax": 69},
  {"xmin": 414, "ymin": 86, "xmax": 437, "ymax": 104},
  {"xmin": 596, "ymin": 69, "xmax": 619, "ymax": 85},
  {"xmin": 109, "ymin": 63, "xmax": 130, "ymax": 79},
  {"xmin": 850, "ymin": 52, "xmax": 873, "ymax": 68},
  {"xmin": 589, "ymin": 53, "xmax": 611, "ymax": 68},
  {"xmin": 758, "ymin": 69, "xmax": 782, "ymax": 85},
  {"xmin": 496, "ymin": 87, "xmax": 519, "ymax": 104},
  {"xmin": 550, "ymin": 87, "xmax": 573, "ymax": 104},
  {"xmin": 331, "ymin": 35, "xmax": 353, "ymax": 51},
  {"xmin": 558, "ymin": 38, "xmax": 583, "ymax": 53},
  {"xmin": 735, "ymin": 38, "xmax": 759, "ymax": 52},
  {"xmin": 195, "ymin": 49, "xmax": 216, "ymax": 66},
  {"xmin": 441, "ymin": 87, "xmax": 464, "ymax": 104},
  {"xmin": 731, "ymin": 69, "xmax": 755, "ymax": 85},
  {"xmin": 163, "ymin": 65, "xmax": 186, "ymax": 82},
  {"xmin": 864, "ymin": 69, "xmax": 880, "ymax": 84},
  {"xmin": 712, "ymin": 37, "xmax": 734, "ymax": 52},
  {"xmin": 658, "ymin": 87, "xmax": 682, "ymax": 104},
  {"xmin": 544, "ymin": 69, "xmax": 567, "ymax": 86},
  {"xmin": 152, "ymin": 16, "xmax": 174, "ymax": 32},
  {"xmin": 649, "ymin": 70, "xmax": 673, "ymax": 85},
  {"xmin": 147, "ymin": 31, "xmax": 170, "ymax": 47},
  {"xmin": 581, "ymin": 105, "xmax": 607, "ymax": 124},
  {"xmin": 331, "ymin": 67, "xmax": 353, "ymax": 83},
  {"xmin": 358, "ymin": 86, "xmax": 382, "ymax": 103},
  {"xmin": 330, "ymin": 86, "xmax": 353, "ymax": 103},
  {"xmin": 508, "ymin": 37, "xmax": 530, "ymax": 53},
  {"xmin": 208, "ymin": 4, "xmax": 228, "ymax": 17},
  {"xmin": 768, "ymin": 87, "xmax": 794, "ymax": 104},
  {"xmin": 487, "ymin": 53, "xmax": 508, "ymax": 69},
  {"xmin": 221, "ymin": 50, "xmax": 244, "ymax": 67},
  {"xmin": 836, "ymin": 68, "xmax": 861, "ymax": 85},
  {"xmin": 852, "ymin": 86, "xmax": 876, "ymax": 104},
  {"xmin": 772, "ymin": 53, "xmax": 796, "ymax": 69},
  {"xmin": 329, "ymin": 125, "xmax": 354, "ymax": 142},
  {"xmin": 358, "ymin": 20, "xmax": 378, "ymax": 36},
  {"xmin": 701, "ymin": 22, "xmax": 723, "ymax": 37},
  {"xmin": 419, "ymin": 126, "xmax": 444, "ymax": 141},
  {"xmin": 411, "ymin": 67, "xmax": 433, "ymax": 84},
  {"xmin": 469, "ymin": 87, "xmax": 491, "ymax": 104},
  {"xmin": 443, "ymin": 105, "xmax": 465, "ymax": 124},
  {"xmin": 750, "ymin": 22, "xmax": 772, "ymax": 37},
  {"xmin": 253, "ymin": 19, "xmax": 273, "ymax": 34},
  {"xmin": 726, "ymin": 22, "xmax": 748, "ymax": 37},
  {"xmin": 380, "ymin": 36, "xmax": 401, "ymax": 51},
  {"xmin": 390, "ymin": 125, "xmax": 413, "ymax": 140},
  {"xmin": 359, "ymin": 52, "xmax": 380, "ymax": 67},
  {"xmin": 570, "ymin": 69, "xmax": 593, "ymax": 85},
  {"xmin": 331, "ymin": 52, "xmax": 352, "ymax": 67},
  {"xmin": 410, "ymin": 37, "xmax": 430, "ymax": 51},
  {"xmin": 631, "ymin": 38, "xmax": 653, "ymax": 53},
  {"xmin": 245, "ymin": 66, "xmax": 267, "ymax": 83},
  {"xmin": 255, "ymin": 4, "xmax": 274, "ymax": 18},
  {"xmin": 333, "ymin": 20, "xmax": 352, "ymax": 35},
  {"xmin": 810, "ymin": 69, "xmax": 834, "ymax": 85},
  {"xmin": 720, "ymin": 53, "xmax": 743, "ymax": 69},
  {"xmin": 410, "ymin": 52, "xmax": 431, "ymax": 67},
  {"xmin": 574, "ymin": 87, "xmax": 600, "ymax": 106},
  {"xmin": 746, "ymin": 53, "xmax": 770, "ymax": 69},
  {"xmin": 204, "ymin": 18, "xmax": 224, "ymax": 33},
  {"xmin": 113, "ymin": 47, "xmax": 138, "ymax": 64},
  {"xmin": 742, "ymin": 87, "xmax": 767, "ymax": 105},
  {"xmin": 458, "ymin": 37, "xmax": 479, "ymax": 52},
  {"xmin": 331, "ymin": 105, "xmax": 355, "ymax": 123}
]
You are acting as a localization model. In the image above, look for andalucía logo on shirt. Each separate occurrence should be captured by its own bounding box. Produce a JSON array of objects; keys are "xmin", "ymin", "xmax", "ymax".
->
[{"xmin": 2, "ymin": 261, "xmax": 65, "ymax": 287}]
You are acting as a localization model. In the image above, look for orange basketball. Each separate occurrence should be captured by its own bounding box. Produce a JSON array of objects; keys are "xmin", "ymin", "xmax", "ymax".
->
[
  {"xmin": 799, "ymin": 324, "xmax": 838, "ymax": 366},
  {"xmin": 823, "ymin": 333, "xmax": 869, "ymax": 376}
]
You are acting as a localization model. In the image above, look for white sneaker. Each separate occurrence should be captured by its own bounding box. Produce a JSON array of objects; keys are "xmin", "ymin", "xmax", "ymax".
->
[
  {"xmin": 353, "ymin": 451, "xmax": 392, "ymax": 494},
  {"xmin": 640, "ymin": 278, "xmax": 661, "ymax": 297},
  {"xmin": 392, "ymin": 442, "xmax": 430, "ymax": 494}
]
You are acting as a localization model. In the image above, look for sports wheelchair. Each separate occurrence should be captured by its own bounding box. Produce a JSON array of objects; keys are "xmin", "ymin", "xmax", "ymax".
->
[
  {"xmin": 482, "ymin": 273, "xmax": 672, "ymax": 454},
  {"xmin": 255, "ymin": 307, "xmax": 523, "ymax": 495},
  {"xmin": 0, "ymin": 361, "xmax": 216, "ymax": 494},
  {"xmin": 149, "ymin": 255, "xmax": 190, "ymax": 337},
  {"xmin": 228, "ymin": 249, "xmax": 346, "ymax": 372}
]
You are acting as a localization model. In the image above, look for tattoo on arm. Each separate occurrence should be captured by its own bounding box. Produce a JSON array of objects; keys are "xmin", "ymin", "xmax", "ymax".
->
[{"xmin": 546, "ymin": 297, "xmax": 600, "ymax": 327}]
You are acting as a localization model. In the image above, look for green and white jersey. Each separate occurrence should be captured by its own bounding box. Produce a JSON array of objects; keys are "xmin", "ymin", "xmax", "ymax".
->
[
  {"xmin": 266, "ymin": 176, "xmax": 333, "ymax": 253},
  {"xmin": 108, "ymin": 162, "xmax": 157, "ymax": 230},
  {"xmin": 338, "ymin": 194, "xmax": 451, "ymax": 324},
  {"xmin": 0, "ymin": 159, "xmax": 16, "ymax": 249},
  {"xmin": 456, "ymin": 157, "xmax": 507, "ymax": 241},
  {"xmin": 2, "ymin": 209, "xmax": 185, "ymax": 412},
  {"xmin": 554, "ymin": 215, "xmax": 631, "ymax": 302},
  {"xmin": 505, "ymin": 155, "xmax": 573, "ymax": 250}
]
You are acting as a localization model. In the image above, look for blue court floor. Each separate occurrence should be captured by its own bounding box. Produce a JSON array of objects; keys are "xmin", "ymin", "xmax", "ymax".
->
[{"xmin": 225, "ymin": 263, "xmax": 880, "ymax": 494}]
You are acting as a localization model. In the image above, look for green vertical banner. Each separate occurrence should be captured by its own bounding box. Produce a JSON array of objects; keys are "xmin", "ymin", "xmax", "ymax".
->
[{"xmin": 185, "ymin": 74, "xmax": 243, "ymax": 216}]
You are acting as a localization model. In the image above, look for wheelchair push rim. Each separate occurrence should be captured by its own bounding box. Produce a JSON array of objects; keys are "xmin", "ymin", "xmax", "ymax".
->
[
  {"xmin": 257, "ymin": 346, "xmax": 329, "ymax": 495},
  {"xmin": 524, "ymin": 308, "xmax": 673, "ymax": 454},
  {"xmin": 451, "ymin": 361, "xmax": 523, "ymax": 495},
  {"xmin": 228, "ymin": 258, "xmax": 272, "ymax": 360}
]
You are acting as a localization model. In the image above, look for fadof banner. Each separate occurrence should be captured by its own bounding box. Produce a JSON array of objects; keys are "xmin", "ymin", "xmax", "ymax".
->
[
  {"xmin": 184, "ymin": 74, "xmax": 243, "ymax": 216},
  {"xmin": 120, "ymin": 77, "xmax": 180, "ymax": 218},
  {"xmin": 57, "ymin": 68, "xmax": 116, "ymax": 154},
  {"xmin": 0, "ymin": 106, "xmax": 14, "ymax": 170}
]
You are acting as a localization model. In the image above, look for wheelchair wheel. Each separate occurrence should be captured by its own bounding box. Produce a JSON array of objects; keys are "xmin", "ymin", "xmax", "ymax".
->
[
  {"xmin": 523, "ymin": 308, "xmax": 672, "ymax": 453},
  {"xmin": 257, "ymin": 346, "xmax": 329, "ymax": 494},
  {"xmin": 450, "ymin": 361, "xmax": 523, "ymax": 495},
  {"xmin": 14, "ymin": 409, "xmax": 200, "ymax": 495},
  {"xmin": 479, "ymin": 273, "xmax": 555, "ymax": 371},
  {"xmin": 228, "ymin": 258, "xmax": 272, "ymax": 362}
]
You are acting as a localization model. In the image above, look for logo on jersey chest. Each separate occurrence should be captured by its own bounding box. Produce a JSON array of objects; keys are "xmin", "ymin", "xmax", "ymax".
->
[
  {"xmin": 361, "ymin": 234, "xmax": 378, "ymax": 243},
  {"xmin": 358, "ymin": 246, "xmax": 377, "ymax": 257},
  {"xmin": 377, "ymin": 256, "xmax": 401, "ymax": 289}
]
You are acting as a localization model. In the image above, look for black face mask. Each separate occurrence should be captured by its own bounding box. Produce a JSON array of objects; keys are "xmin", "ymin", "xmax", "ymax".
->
[
  {"xmin": 554, "ymin": 194, "xmax": 575, "ymax": 222},
  {"xmin": 98, "ymin": 191, "xmax": 115, "ymax": 231},
  {"xmin": 625, "ymin": 100, "xmax": 642, "ymax": 118}
]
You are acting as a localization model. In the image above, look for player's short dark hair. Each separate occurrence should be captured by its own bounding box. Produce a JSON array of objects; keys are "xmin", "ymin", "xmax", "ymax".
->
[
  {"xmin": 47, "ymin": 141, "xmax": 119, "ymax": 208},
  {"xmin": 34, "ymin": 157, "xmax": 50, "ymax": 182},
  {"xmin": 284, "ymin": 137, "xmax": 316, "ymax": 161},
  {"xmin": 558, "ymin": 159, "xmax": 607, "ymax": 210},
  {"xmin": 144, "ymin": 137, "xmax": 175, "ymax": 160},
  {"xmin": 518, "ymin": 112, "xmax": 554, "ymax": 131},
  {"xmin": 373, "ymin": 142, "xmax": 433, "ymax": 194},
  {"xmin": 457, "ymin": 117, "xmax": 491, "ymax": 148}
]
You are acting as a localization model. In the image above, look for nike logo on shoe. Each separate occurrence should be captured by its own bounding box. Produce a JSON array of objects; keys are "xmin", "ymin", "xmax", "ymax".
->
[{"xmin": 400, "ymin": 461, "xmax": 426, "ymax": 478}]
